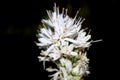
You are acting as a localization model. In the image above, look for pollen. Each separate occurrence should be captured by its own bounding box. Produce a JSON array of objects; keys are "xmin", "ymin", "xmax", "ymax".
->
[{"xmin": 52, "ymin": 39, "xmax": 59, "ymax": 44}]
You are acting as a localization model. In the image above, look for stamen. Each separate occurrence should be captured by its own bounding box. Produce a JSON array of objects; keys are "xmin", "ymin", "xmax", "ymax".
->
[
  {"xmin": 53, "ymin": 39, "xmax": 59, "ymax": 44},
  {"xmin": 65, "ymin": 9, "xmax": 68, "ymax": 16},
  {"xmin": 62, "ymin": 8, "xmax": 65, "ymax": 15},
  {"xmin": 42, "ymin": 23, "xmax": 46, "ymax": 28},
  {"xmin": 81, "ymin": 18, "xmax": 85, "ymax": 23},
  {"xmin": 92, "ymin": 39, "xmax": 102, "ymax": 43},
  {"xmin": 57, "ymin": 7, "xmax": 59, "ymax": 17},
  {"xmin": 88, "ymin": 29, "xmax": 91, "ymax": 35},
  {"xmin": 54, "ymin": 3, "xmax": 56, "ymax": 12},
  {"xmin": 74, "ymin": 9, "xmax": 80, "ymax": 20},
  {"xmin": 46, "ymin": 10, "xmax": 53, "ymax": 23}
]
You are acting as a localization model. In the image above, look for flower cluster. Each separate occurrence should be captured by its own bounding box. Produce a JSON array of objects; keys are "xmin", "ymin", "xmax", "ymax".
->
[{"xmin": 36, "ymin": 3, "xmax": 91, "ymax": 80}]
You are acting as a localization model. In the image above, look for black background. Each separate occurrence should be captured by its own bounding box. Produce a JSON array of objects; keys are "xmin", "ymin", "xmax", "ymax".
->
[{"xmin": 0, "ymin": 0, "xmax": 119, "ymax": 80}]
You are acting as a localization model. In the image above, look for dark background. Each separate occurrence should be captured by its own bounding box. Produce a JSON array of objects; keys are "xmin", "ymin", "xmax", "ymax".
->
[{"xmin": 0, "ymin": 0, "xmax": 119, "ymax": 80}]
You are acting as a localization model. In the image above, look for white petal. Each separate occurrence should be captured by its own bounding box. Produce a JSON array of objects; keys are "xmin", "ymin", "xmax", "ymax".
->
[
  {"xmin": 54, "ymin": 23, "xmax": 60, "ymax": 35},
  {"xmin": 64, "ymin": 16, "xmax": 69, "ymax": 22},
  {"xmin": 66, "ymin": 19, "xmax": 74, "ymax": 28},
  {"xmin": 46, "ymin": 45, "xmax": 55, "ymax": 53},
  {"xmin": 72, "ymin": 65, "xmax": 80, "ymax": 75},
  {"xmin": 53, "ymin": 72, "xmax": 60, "ymax": 80},
  {"xmin": 48, "ymin": 53, "xmax": 56, "ymax": 60},
  {"xmin": 78, "ymin": 30, "xmax": 86, "ymax": 38},
  {"xmin": 81, "ymin": 32, "xmax": 86, "ymax": 37},
  {"xmin": 79, "ymin": 68, "xmax": 84, "ymax": 75},
  {"xmin": 70, "ymin": 52, "xmax": 78, "ymax": 56},
  {"xmin": 38, "ymin": 56, "xmax": 45, "ymax": 61},
  {"xmin": 40, "ymin": 51, "xmax": 49, "ymax": 56},
  {"xmin": 76, "ymin": 25, "xmax": 81, "ymax": 31},
  {"xmin": 42, "ymin": 19, "xmax": 53, "ymax": 27},
  {"xmin": 48, "ymin": 52, "xmax": 60, "ymax": 61},
  {"xmin": 38, "ymin": 33, "xmax": 45, "ymax": 38},
  {"xmin": 49, "ymin": 72, "xmax": 60, "ymax": 80},
  {"xmin": 68, "ymin": 44, "xmax": 74, "ymax": 51},
  {"xmin": 38, "ymin": 38, "xmax": 52, "ymax": 44},
  {"xmin": 53, "ymin": 12, "xmax": 57, "ymax": 21},
  {"xmin": 36, "ymin": 43, "xmax": 49, "ymax": 47},
  {"xmin": 48, "ymin": 28, "xmax": 53, "ymax": 36},
  {"xmin": 60, "ymin": 58, "xmax": 66, "ymax": 67},
  {"xmin": 60, "ymin": 67, "xmax": 68, "ymax": 78},
  {"xmin": 59, "ymin": 14, "xmax": 65, "ymax": 27},
  {"xmin": 46, "ymin": 68, "xmax": 58, "ymax": 72},
  {"xmin": 61, "ymin": 40, "xmax": 67, "ymax": 46},
  {"xmin": 79, "ymin": 42, "xmax": 91, "ymax": 47},
  {"xmin": 65, "ymin": 32, "xmax": 76, "ymax": 37},
  {"xmin": 64, "ymin": 38, "xmax": 78, "ymax": 44},
  {"xmin": 38, "ymin": 56, "xmax": 49, "ymax": 61},
  {"xmin": 65, "ymin": 59, "xmax": 72, "ymax": 72},
  {"xmin": 41, "ymin": 28, "xmax": 51, "ymax": 39},
  {"xmin": 82, "ymin": 35, "xmax": 91, "ymax": 42}
]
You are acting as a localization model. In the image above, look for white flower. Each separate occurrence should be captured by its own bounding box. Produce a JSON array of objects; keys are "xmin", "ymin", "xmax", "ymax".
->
[
  {"xmin": 36, "ymin": 28, "xmax": 53, "ymax": 47},
  {"xmin": 36, "ymin": 3, "xmax": 93, "ymax": 80},
  {"xmin": 48, "ymin": 47, "xmax": 61, "ymax": 60},
  {"xmin": 60, "ymin": 67, "xmax": 68, "ymax": 80},
  {"xmin": 48, "ymin": 71, "xmax": 60, "ymax": 80},
  {"xmin": 79, "ymin": 52, "xmax": 89, "ymax": 64},
  {"xmin": 72, "ymin": 64, "xmax": 80, "ymax": 76},
  {"xmin": 60, "ymin": 58, "xmax": 66, "ymax": 67},
  {"xmin": 60, "ymin": 42, "xmax": 78, "ymax": 56},
  {"xmin": 60, "ymin": 58, "xmax": 72, "ymax": 72},
  {"xmin": 64, "ymin": 30, "xmax": 91, "ymax": 48},
  {"xmin": 65, "ymin": 59, "xmax": 72, "ymax": 72},
  {"xmin": 36, "ymin": 3, "xmax": 91, "ymax": 49}
]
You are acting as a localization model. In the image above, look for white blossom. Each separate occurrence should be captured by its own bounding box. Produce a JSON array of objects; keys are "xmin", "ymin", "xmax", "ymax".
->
[
  {"xmin": 35, "ymin": 3, "xmax": 96, "ymax": 80},
  {"xmin": 72, "ymin": 64, "xmax": 80, "ymax": 76},
  {"xmin": 60, "ymin": 58, "xmax": 72, "ymax": 72},
  {"xmin": 60, "ymin": 42, "xmax": 78, "ymax": 56}
]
